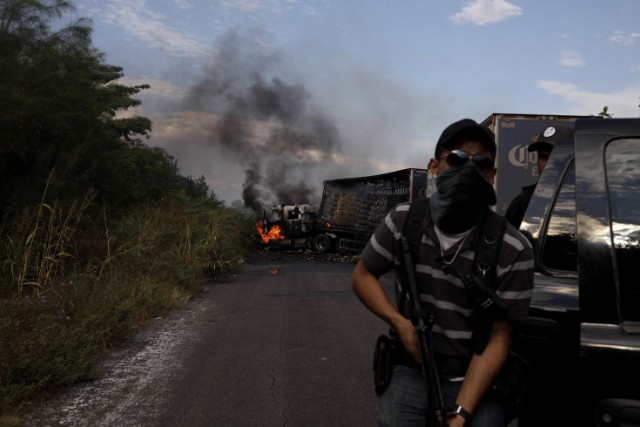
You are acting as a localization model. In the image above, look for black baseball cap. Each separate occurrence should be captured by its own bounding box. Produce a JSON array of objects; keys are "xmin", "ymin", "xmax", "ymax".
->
[
  {"xmin": 528, "ymin": 125, "xmax": 574, "ymax": 152},
  {"xmin": 435, "ymin": 118, "xmax": 496, "ymax": 158}
]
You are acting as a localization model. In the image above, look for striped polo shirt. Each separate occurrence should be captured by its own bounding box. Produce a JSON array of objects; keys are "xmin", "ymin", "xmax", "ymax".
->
[{"xmin": 360, "ymin": 202, "xmax": 534, "ymax": 359}]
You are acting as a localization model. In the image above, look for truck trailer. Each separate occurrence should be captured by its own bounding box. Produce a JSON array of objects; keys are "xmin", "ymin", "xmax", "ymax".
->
[
  {"xmin": 480, "ymin": 113, "xmax": 597, "ymax": 214},
  {"xmin": 311, "ymin": 168, "xmax": 428, "ymax": 253}
]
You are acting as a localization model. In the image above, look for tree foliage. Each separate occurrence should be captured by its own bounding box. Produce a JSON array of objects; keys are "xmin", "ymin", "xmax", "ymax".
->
[
  {"xmin": 0, "ymin": 0, "xmax": 217, "ymax": 219},
  {"xmin": 598, "ymin": 106, "xmax": 612, "ymax": 118}
]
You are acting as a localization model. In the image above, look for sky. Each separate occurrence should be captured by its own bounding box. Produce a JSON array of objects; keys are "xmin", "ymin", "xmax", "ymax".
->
[{"xmin": 69, "ymin": 0, "xmax": 640, "ymax": 211}]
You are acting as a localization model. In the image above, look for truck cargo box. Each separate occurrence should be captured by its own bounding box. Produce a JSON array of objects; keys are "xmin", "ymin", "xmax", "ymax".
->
[
  {"xmin": 481, "ymin": 113, "xmax": 596, "ymax": 214},
  {"xmin": 313, "ymin": 168, "xmax": 427, "ymax": 253}
]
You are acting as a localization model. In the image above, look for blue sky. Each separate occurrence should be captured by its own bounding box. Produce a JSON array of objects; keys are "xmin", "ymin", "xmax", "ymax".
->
[{"xmin": 71, "ymin": 0, "xmax": 640, "ymax": 208}]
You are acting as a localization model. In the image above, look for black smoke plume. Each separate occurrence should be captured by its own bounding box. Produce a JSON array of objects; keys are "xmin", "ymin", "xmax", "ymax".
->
[{"xmin": 181, "ymin": 31, "xmax": 342, "ymax": 214}]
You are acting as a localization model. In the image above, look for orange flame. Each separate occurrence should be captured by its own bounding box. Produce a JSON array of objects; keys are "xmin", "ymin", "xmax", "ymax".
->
[{"xmin": 256, "ymin": 221, "xmax": 286, "ymax": 243}]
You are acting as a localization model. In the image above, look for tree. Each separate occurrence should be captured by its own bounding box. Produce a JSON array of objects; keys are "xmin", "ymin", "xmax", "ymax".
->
[
  {"xmin": 598, "ymin": 106, "xmax": 612, "ymax": 118},
  {"xmin": 0, "ymin": 0, "xmax": 153, "ymax": 216},
  {"xmin": 0, "ymin": 0, "xmax": 224, "ymax": 222}
]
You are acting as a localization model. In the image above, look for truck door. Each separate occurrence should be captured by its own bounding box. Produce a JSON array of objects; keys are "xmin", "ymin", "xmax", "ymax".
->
[
  {"xmin": 575, "ymin": 119, "xmax": 640, "ymax": 420},
  {"xmin": 517, "ymin": 118, "xmax": 640, "ymax": 426},
  {"xmin": 574, "ymin": 120, "xmax": 640, "ymax": 329},
  {"xmin": 578, "ymin": 131, "xmax": 640, "ymax": 351}
]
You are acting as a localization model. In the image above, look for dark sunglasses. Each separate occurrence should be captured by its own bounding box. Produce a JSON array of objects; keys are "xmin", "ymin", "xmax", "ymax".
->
[{"xmin": 440, "ymin": 150, "xmax": 495, "ymax": 171}]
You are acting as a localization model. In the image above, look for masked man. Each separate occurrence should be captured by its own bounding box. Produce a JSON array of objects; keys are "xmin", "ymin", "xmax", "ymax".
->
[
  {"xmin": 505, "ymin": 125, "xmax": 573, "ymax": 229},
  {"xmin": 351, "ymin": 119, "xmax": 534, "ymax": 427}
]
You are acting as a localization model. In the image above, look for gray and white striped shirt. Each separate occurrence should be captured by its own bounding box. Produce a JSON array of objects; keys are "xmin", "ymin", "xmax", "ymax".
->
[{"xmin": 360, "ymin": 202, "xmax": 534, "ymax": 358}]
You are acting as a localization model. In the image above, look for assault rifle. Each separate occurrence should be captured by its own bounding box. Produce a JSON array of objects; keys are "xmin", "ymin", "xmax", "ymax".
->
[{"xmin": 399, "ymin": 236, "xmax": 448, "ymax": 427}]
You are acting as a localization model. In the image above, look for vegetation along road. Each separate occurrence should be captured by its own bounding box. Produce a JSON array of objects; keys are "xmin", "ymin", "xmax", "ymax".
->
[{"xmin": 25, "ymin": 252, "xmax": 392, "ymax": 426}]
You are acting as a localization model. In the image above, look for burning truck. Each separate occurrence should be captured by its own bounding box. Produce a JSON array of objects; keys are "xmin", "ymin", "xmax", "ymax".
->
[
  {"xmin": 257, "ymin": 204, "xmax": 317, "ymax": 248},
  {"xmin": 256, "ymin": 168, "xmax": 428, "ymax": 254}
]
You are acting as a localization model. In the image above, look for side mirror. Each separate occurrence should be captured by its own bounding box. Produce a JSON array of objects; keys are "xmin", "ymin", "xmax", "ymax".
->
[{"xmin": 596, "ymin": 399, "xmax": 640, "ymax": 426}]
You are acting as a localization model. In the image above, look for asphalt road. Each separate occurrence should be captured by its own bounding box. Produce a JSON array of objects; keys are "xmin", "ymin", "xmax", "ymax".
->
[{"xmin": 25, "ymin": 252, "xmax": 393, "ymax": 427}]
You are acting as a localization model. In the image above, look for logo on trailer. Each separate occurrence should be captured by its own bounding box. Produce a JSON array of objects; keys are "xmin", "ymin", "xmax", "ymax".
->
[
  {"xmin": 543, "ymin": 126, "xmax": 556, "ymax": 138},
  {"xmin": 508, "ymin": 145, "xmax": 528, "ymax": 168}
]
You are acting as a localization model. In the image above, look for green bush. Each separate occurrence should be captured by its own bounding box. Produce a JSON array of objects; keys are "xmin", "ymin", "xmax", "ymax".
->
[{"xmin": 0, "ymin": 192, "xmax": 255, "ymax": 417}]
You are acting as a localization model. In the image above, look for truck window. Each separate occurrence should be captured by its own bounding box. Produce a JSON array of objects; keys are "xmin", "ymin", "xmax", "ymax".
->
[
  {"xmin": 606, "ymin": 138, "xmax": 640, "ymax": 321},
  {"xmin": 541, "ymin": 162, "xmax": 577, "ymax": 272}
]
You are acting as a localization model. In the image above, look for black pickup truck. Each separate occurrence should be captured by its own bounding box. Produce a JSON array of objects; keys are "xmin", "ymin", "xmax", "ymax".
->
[{"xmin": 511, "ymin": 118, "xmax": 640, "ymax": 426}]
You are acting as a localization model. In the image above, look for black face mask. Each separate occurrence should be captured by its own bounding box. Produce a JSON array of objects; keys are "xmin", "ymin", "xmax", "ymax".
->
[{"xmin": 430, "ymin": 163, "xmax": 497, "ymax": 233}]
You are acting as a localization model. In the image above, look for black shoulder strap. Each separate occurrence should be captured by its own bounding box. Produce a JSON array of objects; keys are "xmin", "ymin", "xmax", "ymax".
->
[
  {"xmin": 470, "ymin": 209, "xmax": 509, "ymax": 355},
  {"xmin": 473, "ymin": 209, "xmax": 508, "ymax": 280},
  {"xmin": 403, "ymin": 197, "xmax": 430, "ymax": 263},
  {"xmin": 394, "ymin": 198, "xmax": 429, "ymax": 316}
]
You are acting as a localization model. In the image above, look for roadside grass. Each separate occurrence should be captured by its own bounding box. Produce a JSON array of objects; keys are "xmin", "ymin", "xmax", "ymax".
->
[{"xmin": 0, "ymin": 192, "xmax": 256, "ymax": 422}]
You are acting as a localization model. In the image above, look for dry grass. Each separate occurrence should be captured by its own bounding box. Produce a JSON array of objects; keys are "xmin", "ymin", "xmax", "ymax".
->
[{"xmin": 0, "ymin": 191, "xmax": 255, "ymax": 418}]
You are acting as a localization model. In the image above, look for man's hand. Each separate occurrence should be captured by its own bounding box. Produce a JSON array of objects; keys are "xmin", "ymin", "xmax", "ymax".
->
[
  {"xmin": 394, "ymin": 316, "xmax": 420, "ymax": 364},
  {"xmin": 351, "ymin": 261, "xmax": 422, "ymax": 363},
  {"xmin": 454, "ymin": 320, "xmax": 513, "ymax": 420},
  {"xmin": 447, "ymin": 414, "xmax": 466, "ymax": 427}
]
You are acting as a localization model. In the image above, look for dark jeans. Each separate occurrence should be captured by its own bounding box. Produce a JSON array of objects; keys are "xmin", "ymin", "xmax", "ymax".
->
[{"xmin": 378, "ymin": 365, "xmax": 505, "ymax": 427}]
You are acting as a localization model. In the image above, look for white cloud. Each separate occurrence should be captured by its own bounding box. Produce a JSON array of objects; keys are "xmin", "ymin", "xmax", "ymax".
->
[
  {"xmin": 450, "ymin": 0, "xmax": 523, "ymax": 26},
  {"xmin": 609, "ymin": 30, "xmax": 640, "ymax": 46},
  {"xmin": 304, "ymin": 5, "xmax": 320, "ymax": 15},
  {"xmin": 559, "ymin": 50, "xmax": 585, "ymax": 68},
  {"xmin": 220, "ymin": 0, "xmax": 299, "ymax": 14},
  {"xmin": 224, "ymin": 0, "xmax": 263, "ymax": 13},
  {"xmin": 631, "ymin": 64, "xmax": 640, "ymax": 72},
  {"xmin": 117, "ymin": 77, "xmax": 187, "ymax": 100},
  {"xmin": 100, "ymin": 0, "xmax": 207, "ymax": 57},
  {"xmin": 537, "ymin": 80, "xmax": 640, "ymax": 117},
  {"xmin": 174, "ymin": 0, "xmax": 192, "ymax": 10}
]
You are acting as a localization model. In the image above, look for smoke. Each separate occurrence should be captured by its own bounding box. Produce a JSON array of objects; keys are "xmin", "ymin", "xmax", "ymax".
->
[
  {"xmin": 242, "ymin": 161, "xmax": 263, "ymax": 213},
  {"xmin": 144, "ymin": 30, "xmax": 448, "ymax": 216},
  {"xmin": 179, "ymin": 31, "xmax": 342, "ymax": 213}
]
